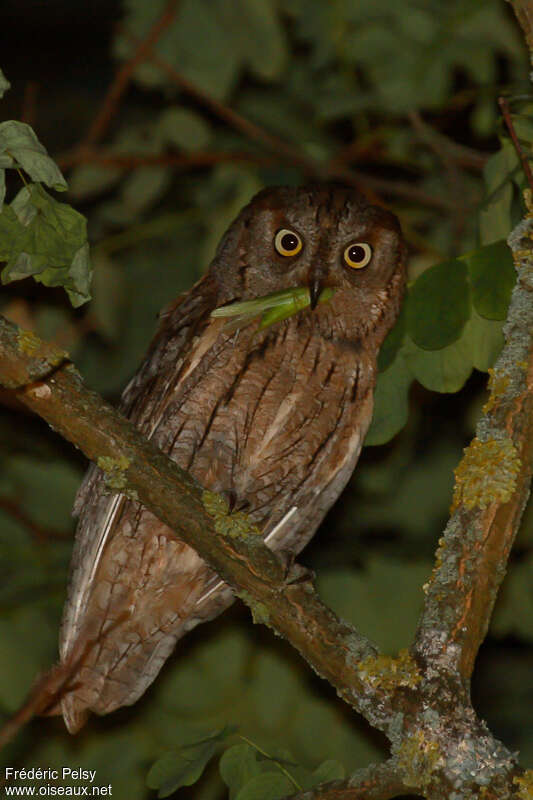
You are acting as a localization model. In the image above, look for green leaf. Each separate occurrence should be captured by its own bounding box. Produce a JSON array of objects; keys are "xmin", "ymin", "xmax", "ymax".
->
[
  {"xmin": 147, "ymin": 728, "xmax": 233, "ymax": 798},
  {"xmin": 120, "ymin": 166, "xmax": 171, "ymax": 216},
  {"xmin": 403, "ymin": 334, "xmax": 473, "ymax": 394},
  {"xmin": 305, "ymin": 759, "xmax": 345, "ymax": 789},
  {"xmin": 462, "ymin": 240, "xmax": 515, "ymax": 320},
  {"xmin": 116, "ymin": 0, "xmax": 286, "ymax": 100},
  {"xmin": 0, "ymin": 204, "xmax": 26, "ymax": 260},
  {"xmin": 465, "ymin": 310, "xmax": 505, "ymax": 372},
  {"xmin": 65, "ymin": 242, "xmax": 93, "ymax": 307},
  {"xmin": 478, "ymin": 141, "xmax": 518, "ymax": 245},
  {"xmin": 157, "ymin": 107, "xmax": 211, "ymax": 151},
  {"xmin": 1, "ymin": 184, "xmax": 91, "ymax": 306},
  {"xmin": 220, "ymin": 744, "xmax": 263, "ymax": 799},
  {"xmin": 69, "ymin": 162, "xmax": 123, "ymax": 200},
  {"xmin": 197, "ymin": 165, "xmax": 263, "ymax": 267},
  {"xmin": 0, "ymin": 68, "xmax": 10, "ymax": 98},
  {"xmin": 0, "ymin": 120, "xmax": 67, "ymax": 190},
  {"xmin": 11, "ymin": 183, "xmax": 38, "ymax": 224},
  {"xmin": 0, "ymin": 169, "xmax": 5, "ymax": 208},
  {"xmin": 147, "ymin": 745, "xmax": 217, "ymax": 798},
  {"xmin": 378, "ymin": 306, "xmax": 405, "ymax": 371},
  {"xmin": 89, "ymin": 252, "xmax": 125, "ymax": 340},
  {"xmin": 234, "ymin": 771, "xmax": 294, "ymax": 800},
  {"xmin": 365, "ymin": 353, "xmax": 411, "ymax": 446},
  {"xmin": 233, "ymin": 0, "xmax": 288, "ymax": 80},
  {"xmin": 406, "ymin": 258, "xmax": 470, "ymax": 349},
  {"xmin": 115, "ymin": 0, "xmax": 240, "ymax": 99}
]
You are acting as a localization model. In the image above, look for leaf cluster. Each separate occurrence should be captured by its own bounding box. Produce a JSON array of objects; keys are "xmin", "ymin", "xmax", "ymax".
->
[
  {"xmin": 0, "ymin": 122, "xmax": 91, "ymax": 307},
  {"xmin": 147, "ymin": 729, "xmax": 344, "ymax": 799},
  {"xmin": 368, "ymin": 240, "xmax": 514, "ymax": 444}
]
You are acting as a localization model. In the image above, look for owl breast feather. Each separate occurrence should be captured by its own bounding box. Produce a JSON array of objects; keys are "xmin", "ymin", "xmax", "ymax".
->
[{"xmin": 58, "ymin": 302, "xmax": 376, "ymax": 732}]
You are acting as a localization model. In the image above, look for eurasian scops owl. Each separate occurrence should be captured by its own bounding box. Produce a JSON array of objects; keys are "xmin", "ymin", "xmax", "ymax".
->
[{"xmin": 54, "ymin": 184, "xmax": 406, "ymax": 732}]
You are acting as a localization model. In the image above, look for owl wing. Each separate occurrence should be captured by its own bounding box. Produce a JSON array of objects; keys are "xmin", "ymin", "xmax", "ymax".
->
[
  {"xmin": 60, "ymin": 275, "xmax": 221, "ymax": 664},
  {"xmin": 57, "ymin": 279, "xmax": 374, "ymax": 732}
]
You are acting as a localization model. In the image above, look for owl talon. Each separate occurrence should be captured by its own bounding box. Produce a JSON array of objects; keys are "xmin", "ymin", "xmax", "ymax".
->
[
  {"xmin": 285, "ymin": 563, "xmax": 315, "ymax": 586},
  {"xmin": 225, "ymin": 490, "xmax": 237, "ymax": 512},
  {"xmin": 277, "ymin": 550, "xmax": 314, "ymax": 584},
  {"xmin": 222, "ymin": 490, "xmax": 249, "ymax": 513}
]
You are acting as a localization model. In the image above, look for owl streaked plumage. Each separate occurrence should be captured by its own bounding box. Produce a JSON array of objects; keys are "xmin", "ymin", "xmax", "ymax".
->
[{"xmin": 53, "ymin": 184, "xmax": 406, "ymax": 732}]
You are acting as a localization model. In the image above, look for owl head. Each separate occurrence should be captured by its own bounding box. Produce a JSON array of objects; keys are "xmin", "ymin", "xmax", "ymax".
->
[{"xmin": 210, "ymin": 184, "xmax": 407, "ymax": 346}]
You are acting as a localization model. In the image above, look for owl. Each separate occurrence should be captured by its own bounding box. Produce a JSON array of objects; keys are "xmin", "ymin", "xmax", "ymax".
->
[{"xmin": 52, "ymin": 184, "xmax": 406, "ymax": 732}]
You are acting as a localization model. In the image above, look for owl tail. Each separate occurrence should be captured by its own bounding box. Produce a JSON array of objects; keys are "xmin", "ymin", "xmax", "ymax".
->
[
  {"xmin": 57, "ymin": 624, "xmax": 183, "ymax": 734},
  {"xmin": 0, "ymin": 622, "xmax": 185, "ymax": 740},
  {"xmin": 0, "ymin": 658, "xmax": 79, "ymax": 748}
]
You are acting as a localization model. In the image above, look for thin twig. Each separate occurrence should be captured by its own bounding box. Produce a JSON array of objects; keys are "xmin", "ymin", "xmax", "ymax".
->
[
  {"xmin": 82, "ymin": 0, "xmax": 180, "ymax": 148},
  {"xmin": 408, "ymin": 110, "xmax": 469, "ymax": 247},
  {"xmin": 114, "ymin": 32, "xmax": 455, "ymax": 210},
  {"xmin": 120, "ymin": 27, "xmax": 315, "ymax": 172},
  {"xmin": 0, "ymin": 496, "xmax": 69, "ymax": 542},
  {"xmin": 498, "ymin": 95, "xmax": 533, "ymax": 193},
  {"xmin": 408, "ymin": 111, "xmax": 486, "ymax": 171},
  {"xmin": 57, "ymin": 149, "xmax": 277, "ymax": 171}
]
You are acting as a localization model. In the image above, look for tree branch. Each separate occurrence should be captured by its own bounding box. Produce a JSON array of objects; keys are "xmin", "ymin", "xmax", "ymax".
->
[
  {"xmin": 507, "ymin": 0, "xmax": 533, "ymax": 56},
  {"xmin": 290, "ymin": 761, "xmax": 407, "ymax": 800},
  {"xmin": 0, "ymin": 315, "xmax": 400, "ymax": 736},
  {"xmin": 413, "ymin": 206, "xmax": 533, "ymax": 687}
]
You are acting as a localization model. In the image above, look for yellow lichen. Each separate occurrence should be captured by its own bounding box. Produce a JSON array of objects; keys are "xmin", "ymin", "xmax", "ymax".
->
[
  {"xmin": 396, "ymin": 729, "xmax": 442, "ymax": 789},
  {"xmin": 17, "ymin": 329, "xmax": 67, "ymax": 366},
  {"xmin": 423, "ymin": 537, "xmax": 446, "ymax": 594},
  {"xmin": 434, "ymin": 536, "xmax": 446, "ymax": 571},
  {"xmin": 201, "ymin": 489, "xmax": 229, "ymax": 517},
  {"xmin": 358, "ymin": 649, "xmax": 421, "ymax": 692},
  {"xmin": 17, "ymin": 329, "xmax": 42, "ymax": 357},
  {"xmin": 451, "ymin": 437, "xmax": 521, "ymax": 512},
  {"xmin": 201, "ymin": 490, "xmax": 262, "ymax": 539},
  {"xmin": 514, "ymin": 771, "xmax": 533, "ymax": 800},
  {"xmin": 97, "ymin": 455, "xmax": 131, "ymax": 490},
  {"xmin": 482, "ymin": 368, "xmax": 510, "ymax": 414}
]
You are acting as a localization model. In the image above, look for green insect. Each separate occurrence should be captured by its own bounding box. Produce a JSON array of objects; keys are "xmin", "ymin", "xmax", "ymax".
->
[{"xmin": 211, "ymin": 286, "xmax": 335, "ymax": 333}]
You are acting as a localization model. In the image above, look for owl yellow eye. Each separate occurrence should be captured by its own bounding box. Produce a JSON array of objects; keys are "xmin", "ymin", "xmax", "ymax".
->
[
  {"xmin": 274, "ymin": 229, "xmax": 303, "ymax": 257},
  {"xmin": 343, "ymin": 242, "xmax": 372, "ymax": 269}
]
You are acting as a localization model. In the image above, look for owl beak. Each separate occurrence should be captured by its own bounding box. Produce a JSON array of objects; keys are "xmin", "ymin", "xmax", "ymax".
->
[{"xmin": 308, "ymin": 269, "xmax": 325, "ymax": 310}]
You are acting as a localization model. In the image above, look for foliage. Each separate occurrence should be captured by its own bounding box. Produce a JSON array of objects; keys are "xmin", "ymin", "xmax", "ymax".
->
[
  {"xmin": 0, "ymin": 0, "xmax": 533, "ymax": 797},
  {"xmin": 367, "ymin": 239, "xmax": 514, "ymax": 444},
  {"xmin": 147, "ymin": 730, "xmax": 344, "ymax": 799},
  {"xmin": 0, "ymin": 122, "xmax": 91, "ymax": 307}
]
